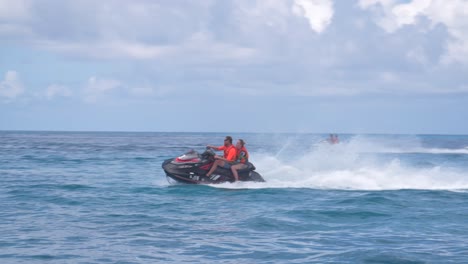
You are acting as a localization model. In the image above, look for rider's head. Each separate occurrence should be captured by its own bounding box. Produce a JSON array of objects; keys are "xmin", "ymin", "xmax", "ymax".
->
[
  {"xmin": 236, "ymin": 139, "xmax": 245, "ymax": 148},
  {"xmin": 224, "ymin": 136, "xmax": 233, "ymax": 145}
]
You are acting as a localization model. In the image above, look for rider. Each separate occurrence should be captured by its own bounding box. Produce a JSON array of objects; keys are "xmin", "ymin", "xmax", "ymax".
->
[
  {"xmin": 328, "ymin": 134, "xmax": 339, "ymax": 144},
  {"xmin": 205, "ymin": 136, "xmax": 237, "ymax": 178},
  {"xmin": 230, "ymin": 139, "xmax": 249, "ymax": 182}
]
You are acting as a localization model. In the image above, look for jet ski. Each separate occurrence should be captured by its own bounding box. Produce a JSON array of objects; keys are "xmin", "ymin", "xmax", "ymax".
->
[{"xmin": 162, "ymin": 148, "xmax": 265, "ymax": 184}]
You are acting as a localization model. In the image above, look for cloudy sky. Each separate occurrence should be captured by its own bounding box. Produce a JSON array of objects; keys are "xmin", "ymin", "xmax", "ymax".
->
[{"xmin": 1, "ymin": 0, "xmax": 467, "ymax": 134}]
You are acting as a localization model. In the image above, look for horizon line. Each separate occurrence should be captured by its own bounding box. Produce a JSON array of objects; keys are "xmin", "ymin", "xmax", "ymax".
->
[{"xmin": 0, "ymin": 129, "xmax": 467, "ymax": 136}]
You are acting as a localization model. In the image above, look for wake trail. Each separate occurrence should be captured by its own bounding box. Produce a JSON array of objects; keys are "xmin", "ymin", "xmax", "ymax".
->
[{"xmin": 225, "ymin": 136, "xmax": 468, "ymax": 191}]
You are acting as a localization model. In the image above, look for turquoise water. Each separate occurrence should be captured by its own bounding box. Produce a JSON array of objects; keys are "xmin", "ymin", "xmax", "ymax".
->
[{"xmin": 1, "ymin": 131, "xmax": 468, "ymax": 263}]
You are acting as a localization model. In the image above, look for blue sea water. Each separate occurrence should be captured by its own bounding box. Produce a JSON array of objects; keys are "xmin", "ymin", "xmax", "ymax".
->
[{"xmin": 1, "ymin": 131, "xmax": 468, "ymax": 263}]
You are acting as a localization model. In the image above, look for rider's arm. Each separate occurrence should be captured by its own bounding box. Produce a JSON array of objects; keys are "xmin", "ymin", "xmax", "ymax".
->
[{"xmin": 207, "ymin": 145, "xmax": 222, "ymax": 150}]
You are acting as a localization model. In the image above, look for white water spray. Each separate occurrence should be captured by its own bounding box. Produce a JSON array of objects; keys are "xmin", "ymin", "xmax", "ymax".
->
[{"xmin": 219, "ymin": 135, "xmax": 468, "ymax": 190}]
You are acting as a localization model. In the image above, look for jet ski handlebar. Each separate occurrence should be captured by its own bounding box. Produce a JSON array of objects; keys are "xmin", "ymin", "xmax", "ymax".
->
[{"xmin": 201, "ymin": 148, "xmax": 216, "ymax": 159}]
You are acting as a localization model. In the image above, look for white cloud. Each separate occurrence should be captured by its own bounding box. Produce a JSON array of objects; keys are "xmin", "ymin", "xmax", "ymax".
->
[
  {"xmin": 45, "ymin": 84, "xmax": 72, "ymax": 100},
  {"xmin": 0, "ymin": 0, "xmax": 33, "ymax": 36},
  {"xmin": 392, "ymin": 0, "xmax": 431, "ymax": 28},
  {"xmin": 0, "ymin": 0, "xmax": 31, "ymax": 20},
  {"xmin": 292, "ymin": 0, "xmax": 334, "ymax": 33},
  {"xmin": 358, "ymin": 0, "xmax": 395, "ymax": 9},
  {"xmin": 180, "ymin": 31, "xmax": 256, "ymax": 61},
  {"xmin": 38, "ymin": 40, "xmax": 174, "ymax": 60},
  {"xmin": 0, "ymin": 71, "xmax": 24, "ymax": 99},
  {"xmin": 0, "ymin": 0, "xmax": 326, "ymax": 67},
  {"xmin": 359, "ymin": 0, "xmax": 468, "ymax": 64},
  {"xmin": 234, "ymin": 0, "xmax": 292, "ymax": 32},
  {"xmin": 0, "ymin": 1, "xmax": 318, "ymax": 61},
  {"xmin": 0, "ymin": 1, "xmax": 466, "ymax": 99},
  {"xmin": 84, "ymin": 77, "xmax": 121, "ymax": 103},
  {"xmin": 38, "ymin": 35, "xmax": 253, "ymax": 62}
]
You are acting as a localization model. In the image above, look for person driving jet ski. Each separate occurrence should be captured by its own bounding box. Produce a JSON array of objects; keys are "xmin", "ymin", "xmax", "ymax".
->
[{"xmin": 205, "ymin": 136, "xmax": 237, "ymax": 178}]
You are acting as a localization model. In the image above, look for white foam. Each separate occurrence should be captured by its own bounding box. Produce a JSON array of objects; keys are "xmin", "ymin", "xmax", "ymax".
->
[
  {"xmin": 217, "ymin": 136, "xmax": 468, "ymax": 191},
  {"xmin": 396, "ymin": 148, "xmax": 468, "ymax": 154},
  {"xmin": 343, "ymin": 135, "xmax": 468, "ymax": 154}
]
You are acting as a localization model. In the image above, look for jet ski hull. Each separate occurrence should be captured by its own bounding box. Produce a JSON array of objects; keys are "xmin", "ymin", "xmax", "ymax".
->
[{"xmin": 162, "ymin": 150, "xmax": 265, "ymax": 184}]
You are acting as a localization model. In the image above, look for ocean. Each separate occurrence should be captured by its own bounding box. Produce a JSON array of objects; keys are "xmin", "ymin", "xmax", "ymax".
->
[{"xmin": 1, "ymin": 131, "xmax": 468, "ymax": 263}]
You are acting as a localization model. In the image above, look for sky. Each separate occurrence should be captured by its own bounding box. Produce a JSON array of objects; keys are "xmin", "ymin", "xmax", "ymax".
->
[{"xmin": 1, "ymin": 0, "xmax": 468, "ymax": 134}]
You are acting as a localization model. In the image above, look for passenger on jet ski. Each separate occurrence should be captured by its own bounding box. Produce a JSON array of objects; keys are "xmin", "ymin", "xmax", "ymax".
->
[
  {"xmin": 230, "ymin": 139, "xmax": 249, "ymax": 182},
  {"xmin": 205, "ymin": 136, "xmax": 237, "ymax": 178}
]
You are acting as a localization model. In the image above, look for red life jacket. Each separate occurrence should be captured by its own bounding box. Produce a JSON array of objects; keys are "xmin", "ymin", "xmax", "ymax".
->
[{"xmin": 236, "ymin": 146, "xmax": 249, "ymax": 163}]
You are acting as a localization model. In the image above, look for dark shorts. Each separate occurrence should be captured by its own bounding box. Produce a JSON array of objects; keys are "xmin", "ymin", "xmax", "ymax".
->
[{"xmin": 222, "ymin": 162, "xmax": 232, "ymax": 169}]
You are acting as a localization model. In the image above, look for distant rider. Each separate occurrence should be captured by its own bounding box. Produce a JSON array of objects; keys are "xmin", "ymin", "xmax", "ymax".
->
[{"xmin": 328, "ymin": 134, "xmax": 339, "ymax": 144}]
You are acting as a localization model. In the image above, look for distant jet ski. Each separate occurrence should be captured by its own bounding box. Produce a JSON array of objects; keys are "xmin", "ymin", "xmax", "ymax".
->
[{"xmin": 162, "ymin": 148, "xmax": 265, "ymax": 184}]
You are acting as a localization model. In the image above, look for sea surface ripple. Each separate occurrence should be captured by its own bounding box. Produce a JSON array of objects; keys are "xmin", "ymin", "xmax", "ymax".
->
[{"xmin": 1, "ymin": 131, "xmax": 468, "ymax": 263}]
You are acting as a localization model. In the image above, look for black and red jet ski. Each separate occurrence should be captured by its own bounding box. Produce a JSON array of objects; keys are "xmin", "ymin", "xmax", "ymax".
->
[{"xmin": 162, "ymin": 148, "xmax": 265, "ymax": 184}]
